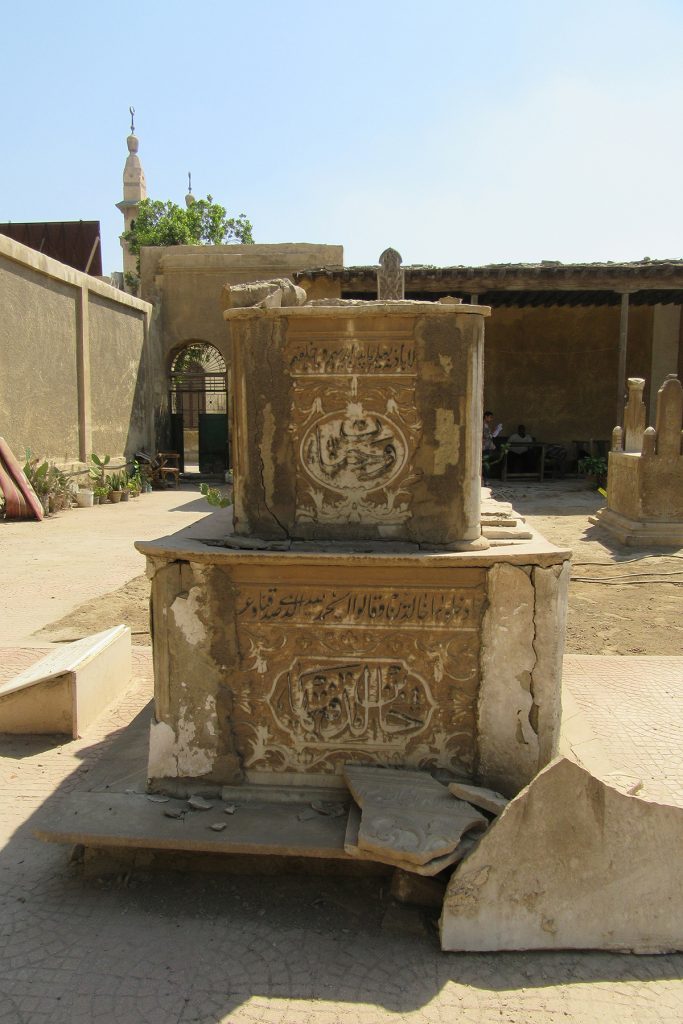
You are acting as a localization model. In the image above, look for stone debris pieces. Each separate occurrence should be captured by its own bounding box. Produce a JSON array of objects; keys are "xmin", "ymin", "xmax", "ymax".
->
[
  {"xmin": 188, "ymin": 795, "xmax": 213, "ymax": 811},
  {"xmin": 223, "ymin": 803, "xmax": 236, "ymax": 815},
  {"xmin": 163, "ymin": 807, "xmax": 185, "ymax": 820},
  {"xmin": 297, "ymin": 807, "xmax": 319, "ymax": 822},
  {"xmin": 297, "ymin": 801, "xmax": 346, "ymax": 822},
  {"xmin": 310, "ymin": 800, "xmax": 346, "ymax": 818},
  {"xmin": 146, "ymin": 794, "xmax": 169, "ymax": 803},
  {"xmin": 448, "ymin": 782, "xmax": 509, "ymax": 816},
  {"xmin": 343, "ymin": 766, "xmax": 488, "ymax": 869},
  {"xmin": 209, "ymin": 822, "xmax": 227, "ymax": 832}
]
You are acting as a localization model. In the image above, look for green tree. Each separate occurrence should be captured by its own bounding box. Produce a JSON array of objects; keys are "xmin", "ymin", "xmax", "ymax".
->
[{"xmin": 124, "ymin": 195, "xmax": 253, "ymax": 273}]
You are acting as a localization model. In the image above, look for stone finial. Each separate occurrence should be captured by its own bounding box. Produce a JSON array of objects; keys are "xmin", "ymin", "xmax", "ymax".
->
[
  {"xmin": 611, "ymin": 426, "xmax": 624, "ymax": 452},
  {"xmin": 377, "ymin": 247, "xmax": 405, "ymax": 301},
  {"xmin": 641, "ymin": 426, "xmax": 657, "ymax": 457},
  {"xmin": 655, "ymin": 374, "xmax": 683, "ymax": 459},
  {"xmin": 623, "ymin": 377, "xmax": 646, "ymax": 453}
]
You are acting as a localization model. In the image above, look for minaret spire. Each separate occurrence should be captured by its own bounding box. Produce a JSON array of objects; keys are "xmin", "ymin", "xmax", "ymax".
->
[
  {"xmin": 185, "ymin": 171, "xmax": 195, "ymax": 207},
  {"xmin": 116, "ymin": 107, "xmax": 147, "ymax": 286}
]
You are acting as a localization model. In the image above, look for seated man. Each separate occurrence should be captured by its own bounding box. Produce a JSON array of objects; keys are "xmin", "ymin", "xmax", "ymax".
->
[
  {"xmin": 507, "ymin": 424, "xmax": 534, "ymax": 472},
  {"xmin": 482, "ymin": 410, "xmax": 503, "ymax": 482}
]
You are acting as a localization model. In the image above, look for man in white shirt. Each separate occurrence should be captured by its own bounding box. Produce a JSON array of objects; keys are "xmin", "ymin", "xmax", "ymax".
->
[{"xmin": 507, "ymin": 423, "xmax": 534, "ymax": 472}]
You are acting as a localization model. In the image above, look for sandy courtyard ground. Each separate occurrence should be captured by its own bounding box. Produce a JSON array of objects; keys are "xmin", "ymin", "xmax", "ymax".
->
[{"xmin": 32, "ymin": 481, "xmax": 683, "ymax": 659}]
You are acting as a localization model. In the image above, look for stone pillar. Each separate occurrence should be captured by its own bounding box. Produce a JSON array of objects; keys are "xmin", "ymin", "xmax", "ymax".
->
[
  {"xmin": 377, "ymin": 247, "xmax": 405, "ymax": 300},
  {"xmin": 649, "ymin": 303, "xmax": 681, "ymax": 424},
  {"xmin": 616, "ymin": 292, "xmax": 630, "ymax": 426},
  {"xmin": 75, "ymin": 286, "xmax": 92, "ymax": 463},
  {"xmin": 655, "ymin": 374, "xmax": 683, "ymax": 458},
  {"xmin": 623, "ymin": 377, "xmax": 646, "ymax": 452}
]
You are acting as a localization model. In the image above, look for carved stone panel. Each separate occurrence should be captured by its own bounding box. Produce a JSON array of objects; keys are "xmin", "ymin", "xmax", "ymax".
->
[
  {"xmin": 286, "ymin": 322, "xmax": 422, "ymax": 530},
  {"xmin": 230, "ymin": 565, "xmax": 487, "ymax": 777},
  {"xmin": 227, "ymin": 303, "xmax": 488, "ymax": 544}
]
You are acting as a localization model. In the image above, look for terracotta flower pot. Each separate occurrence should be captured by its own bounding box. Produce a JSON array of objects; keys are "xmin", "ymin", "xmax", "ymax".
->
[{"xmin": 108, "ymin": 490, "xmax": 123, "ymax": 504}]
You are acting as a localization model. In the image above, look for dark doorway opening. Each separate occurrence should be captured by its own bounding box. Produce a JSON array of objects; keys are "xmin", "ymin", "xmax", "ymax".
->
[{"xmin": 170, "ymin": 343, "xmax": 229, "ymax": 475}]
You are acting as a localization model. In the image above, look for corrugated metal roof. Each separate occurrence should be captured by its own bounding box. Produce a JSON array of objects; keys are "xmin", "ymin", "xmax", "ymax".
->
[{"xmin": 0, "ymin": 221, "xmax": 102, "ymax": 275}]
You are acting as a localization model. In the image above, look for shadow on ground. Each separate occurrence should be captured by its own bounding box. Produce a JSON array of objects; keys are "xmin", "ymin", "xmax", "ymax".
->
[{"xmin": 1, "ymin": 715, "xmax": 682, "ymax": 1024}]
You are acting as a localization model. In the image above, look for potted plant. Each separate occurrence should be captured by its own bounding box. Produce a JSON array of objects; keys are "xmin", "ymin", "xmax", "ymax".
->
[
  {"xmin": 107, "ymin": 471, "xmax": 125, "ymax": 503},
  {"xmin": 578, "ymin": 454, "xmax": 607, "ymax": 490},
  {"xmin": 118, "ymin": 470, "xmax": 130, "ymax": 501},
  {"xmin": 128, "ymin": 460, "xmax": 142, "ymax": 497},
  {"xmin": 93, "ymin": 484, "xmax": 109, "ymax": 505},
  {"xmin": 23, "ymin": 453, "xmax": 72, "ymax": 515},
  {"xmin": 89, "ymin": 453, "xmax": 111, "ymax": 490}
]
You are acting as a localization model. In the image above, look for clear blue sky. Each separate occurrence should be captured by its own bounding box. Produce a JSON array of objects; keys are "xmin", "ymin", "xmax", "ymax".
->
[{"xmin": 2, "ymin": 0, "xmax": 682, "ymax": 275}]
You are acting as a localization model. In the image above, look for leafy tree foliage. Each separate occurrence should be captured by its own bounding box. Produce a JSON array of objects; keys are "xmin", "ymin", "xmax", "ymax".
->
[{"xmin": 124, "ymin": 196, "xmax": 253, "ymax": 271}]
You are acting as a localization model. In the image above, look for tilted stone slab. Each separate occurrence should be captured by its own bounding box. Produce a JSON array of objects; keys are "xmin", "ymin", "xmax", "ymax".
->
[
  {"xmin": 441, "ymin": 756, "xmax": 683, "ymax": 953},
  {"xmin": 0, "ymin": 626, "xmax": 131, "ymax": 738},
  {"xmin": 343, "ymin": 802, "xmax": 479, "ymax": 876},
  {"xmin": 343, "ymin": 766, "xmax": 487, "ymax": 867}
]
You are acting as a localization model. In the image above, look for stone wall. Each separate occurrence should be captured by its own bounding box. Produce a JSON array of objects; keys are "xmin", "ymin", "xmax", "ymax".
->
[
  {"xmin": 479, "ymin": 303, "xmax": 654, "ymax": 449},
  {"xmin": 0, "ymin": 233, "xmax": 153, "ymax": 468}
]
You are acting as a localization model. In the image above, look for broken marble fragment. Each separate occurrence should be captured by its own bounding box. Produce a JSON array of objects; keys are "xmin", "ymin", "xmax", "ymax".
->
[
  {"xmin": 210, "ymin": 822, "xmax": 227, "ymax": 832},
  {"xmin": 448, "ymin": 782, "xmax": 509, "ymax": 816},
  {"xmin": 146, "ymin": 794, "xmax": 169, "ymax": 803},
  {"xmin": 164, "ymin": 807, "xmax": 185, "ymax": 820},
  {"xmin": 311, "ymin": 800, "xmax": 346, "ymax": 818},
  {"xmin": 343, "ymin": 803, "xmax": 473, "ymax": 876},
  {"xmin": 188, "ymin": 795, "xmax": 213, "ymax": 811},
  {"xmin": 223, "ymin": 803, "xmax": 236, "ymax": 815},
  {"xmin": 297, "ymin": 807, "xmax": 319, "ymax": 822},
  {"xmin": 343, "ymin": 766, "xmax": 488, "ymax": 867}
]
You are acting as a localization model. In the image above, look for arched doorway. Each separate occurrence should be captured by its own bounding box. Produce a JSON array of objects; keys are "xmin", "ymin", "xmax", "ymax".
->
[{"xmin": 170, "ymin": 343, "xmax": 228, "ymax": 474}]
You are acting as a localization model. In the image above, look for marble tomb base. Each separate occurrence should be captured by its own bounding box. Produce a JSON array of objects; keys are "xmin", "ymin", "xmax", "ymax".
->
[{"xmin": 137, "ymin": 515, "xmax": 570, "ymax": 799}]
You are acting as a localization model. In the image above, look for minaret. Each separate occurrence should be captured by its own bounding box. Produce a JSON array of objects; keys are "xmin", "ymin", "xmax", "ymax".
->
[
  {"xmin": 185, "ymin": 171, "xmax": 195, "ymax": 207},
  {"xmin": 116, "ymin": 106, "xmax": 147, "ymax": 282}
]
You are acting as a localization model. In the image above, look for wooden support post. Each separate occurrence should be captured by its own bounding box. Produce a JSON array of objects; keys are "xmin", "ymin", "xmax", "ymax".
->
[{"xmin": 616, "ymin": 292, "xmax": 630, "ymax": 426}]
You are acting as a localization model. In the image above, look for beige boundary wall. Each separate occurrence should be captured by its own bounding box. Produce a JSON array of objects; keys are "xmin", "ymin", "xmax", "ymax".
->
[{"xmin": 0, "ymin": 233, "xmax": 154, "ymax": 472}]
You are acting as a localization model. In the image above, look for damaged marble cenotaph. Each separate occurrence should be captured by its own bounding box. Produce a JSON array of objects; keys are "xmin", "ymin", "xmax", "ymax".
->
[{"xmin": 136, "ymin": 267, "xmax": 570, "ymax": 800}]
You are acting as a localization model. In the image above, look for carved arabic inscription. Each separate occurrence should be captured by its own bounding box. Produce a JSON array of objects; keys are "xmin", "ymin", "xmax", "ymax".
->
[
  {"xmin": 270, "ymin": 657, "xmax": 435, "ymax": 747},
  {"xmin": 301, "ymin": 406, "xmax": 407, "ymax": 493},
  {"xmin": 287, "ymin": 335, "xmax": 420, "ymax": 527},
  {"xmin": 233, "ymin": 578, "xmax": 486, "ymax": 775}
]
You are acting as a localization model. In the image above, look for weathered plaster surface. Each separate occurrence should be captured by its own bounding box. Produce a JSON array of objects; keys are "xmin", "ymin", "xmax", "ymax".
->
[
  {"xmin": 171, "ymin": 586, "xmax": 207, "ymax": 646},
  {"xmin": 433, "ymin": 408, "xmax": 460, "ymax": 475},
  {"xmin": 477, "ymin": 559, "xmax": 569, "ymax": 795}
]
